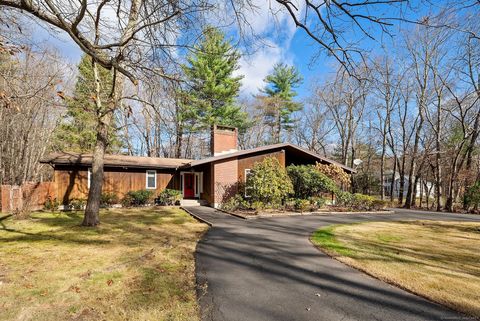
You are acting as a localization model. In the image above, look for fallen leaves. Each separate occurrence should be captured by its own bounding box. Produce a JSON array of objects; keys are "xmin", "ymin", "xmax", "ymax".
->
[{"xmin": 69, "ymin": 285, "xmax": 81, "ymax": 293}]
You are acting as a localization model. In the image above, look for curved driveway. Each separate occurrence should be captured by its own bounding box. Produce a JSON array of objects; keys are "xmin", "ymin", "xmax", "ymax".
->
[{"xmin": 186, "ymin": 207, "xmax": 480, "ymax": 321}]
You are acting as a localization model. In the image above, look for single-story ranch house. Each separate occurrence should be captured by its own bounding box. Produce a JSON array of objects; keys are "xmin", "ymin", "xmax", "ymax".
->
[{"xmin": 41, "ymin": 125, "xmax": 354, "ymax": 207}]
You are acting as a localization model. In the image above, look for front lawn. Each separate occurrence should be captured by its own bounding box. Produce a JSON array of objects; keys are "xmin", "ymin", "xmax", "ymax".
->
[
  {"xmin": 0, "ymin": 207, "xmax": 207, "ymax": 321},
  {"xmin": 311, "ymin": 221, "xmax": 480, "ymax": 318}
]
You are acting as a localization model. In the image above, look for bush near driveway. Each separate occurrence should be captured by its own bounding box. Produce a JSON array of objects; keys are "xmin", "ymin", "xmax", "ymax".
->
[
  {"xmin": 335, "ymin": 191, "xmax": 387, "ymax": 211},
  {"xmin": 247, "ymin": 156, "xmax": 293, "ymax": 207},
  {"xmin": 122, "ymin": 189, "xmax": 154, "ymax": 207},
  {"xmin": 101, "ymin": 192, "xmax": 120, "ymax": 207},
  {"xmin": 315, "ymin": 162, "xmax": 351, "ymax": 187},
  {"xmin": 287, "ymin": 164, "xmax": 338, "ymax": 198},
  {"xmin": 156, "ymin": 189, "xmax": 182, "ymax": 206},
  {"xmin": 0, "ymin": 207, "xmax": 207, "ymax": 321}
]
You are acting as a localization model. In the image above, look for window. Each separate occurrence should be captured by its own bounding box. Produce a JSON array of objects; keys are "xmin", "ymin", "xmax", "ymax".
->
[
  {"xmin": 195, "ymin": 174, "xmax": 199, "ymax": 195},
  {"xmin": 146, "ymin": 170, "xmax": 157, "ymax": 189},
  {"xmin": 87, "ymin": 168, "xmax": 92, "ymax": 189},
  {"xmin": 245, "ymin": 169, "xmax": 253, "ymax": 197},
  {"xmin": 194, "ymin": 172, "xmax": 203, "ymax": 197}
]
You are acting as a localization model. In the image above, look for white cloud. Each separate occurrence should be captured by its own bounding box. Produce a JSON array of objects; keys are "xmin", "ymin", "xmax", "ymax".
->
[
  {"xmin": 233, "ymin": 1, "xmax": 303, "ymax": 95},
  {"xmin": 236, "ymin": 40, "xmax": 295, "ymax": 95}
]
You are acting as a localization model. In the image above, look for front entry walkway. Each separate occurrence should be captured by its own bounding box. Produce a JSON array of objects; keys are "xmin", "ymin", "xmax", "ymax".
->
[{"xmin": 186, "ymin": 206, "xmax": 480, "ymax": 321}]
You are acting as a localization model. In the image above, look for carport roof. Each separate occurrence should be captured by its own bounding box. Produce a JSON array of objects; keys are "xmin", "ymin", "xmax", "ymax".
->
[
  {"xmin": 42, "ymin": 144, "xmax": 355, "ymax": 173},
  {"xmin": 41, "ymin": 152, "xmax": 191, "ymax": 169},
  {"xmin": 183, "ymin": 143, "xmax": 356, "ymax": 173}
]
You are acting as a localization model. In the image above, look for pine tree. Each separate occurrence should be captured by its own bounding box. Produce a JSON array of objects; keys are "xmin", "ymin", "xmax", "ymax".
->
[
  {"xmin": 260, "ymin": 63, "xmax": 303, "ymax": 143},
  {"xmin": 54, "ymin": 54, "xmax": 121, "ymax": 152},
  {"xmin": 181, "ymin": 27, "xmax": 247, "ymax": 136}
]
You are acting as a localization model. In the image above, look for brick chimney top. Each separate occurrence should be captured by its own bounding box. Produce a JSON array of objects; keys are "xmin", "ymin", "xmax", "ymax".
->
[{"xmin": 211, "ymin": 125, "xmax": 238, "ymax": 156}]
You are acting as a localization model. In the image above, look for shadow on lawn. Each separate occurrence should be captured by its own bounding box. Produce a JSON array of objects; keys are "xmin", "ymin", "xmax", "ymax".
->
[
  {"xmin": 191, "ymin": 211, "xmax": 480, "ymax": 320},
  {"xmin": 323, "ymin": 221, "xmax": 480, "ymax": 278},
  {"xmin": 0, "ymin": 208, "xmax": 201, "ymax": 247}
]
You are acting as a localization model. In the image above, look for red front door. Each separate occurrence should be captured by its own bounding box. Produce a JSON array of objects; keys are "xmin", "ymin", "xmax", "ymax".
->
[{"xmin": 184, "ymin": 173, "xmax": 195, "ymax": 198}]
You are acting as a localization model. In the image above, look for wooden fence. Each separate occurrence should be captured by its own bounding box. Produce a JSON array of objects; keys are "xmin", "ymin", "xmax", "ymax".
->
[{"xmin": 0, "ymin": 182, "xmax": 55, "ymax": 213}]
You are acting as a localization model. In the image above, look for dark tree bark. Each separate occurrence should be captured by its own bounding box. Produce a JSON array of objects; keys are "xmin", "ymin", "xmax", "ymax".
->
[{"xmin": 83, "ymin": 115, "xmax": 109, "ymax": 226}]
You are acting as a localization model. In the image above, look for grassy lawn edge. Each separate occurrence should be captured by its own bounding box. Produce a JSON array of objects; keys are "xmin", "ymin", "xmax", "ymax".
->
[
  {"xmin": 310, "ymin": 221, "xmax": 480, "ymax": 319},
  {"xmin": 0, "ymin": 207, "xmax": 209, "ymax": 321}
]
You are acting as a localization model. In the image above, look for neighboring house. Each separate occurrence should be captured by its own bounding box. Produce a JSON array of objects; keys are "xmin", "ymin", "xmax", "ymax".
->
[
  {"xmin": 383, "ymin": 171, "xmax": 434, "ymax": 199},
  {"xmin": 41, "ymin": 125, "xmax": 355, "ymax": 208}
]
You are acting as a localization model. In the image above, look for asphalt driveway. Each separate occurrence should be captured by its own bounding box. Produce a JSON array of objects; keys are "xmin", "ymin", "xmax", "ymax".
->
[{"xmin": 185, "ymin": 206, "xmax": 480, "ymax": 321}]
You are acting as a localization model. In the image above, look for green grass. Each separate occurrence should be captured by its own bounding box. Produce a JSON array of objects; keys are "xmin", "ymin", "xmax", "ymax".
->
[
  {"xmin": 311, "ymin": 221, "xmax": 480, "ymax": 318},
  {"xmin": 311, "ymin": 226, "xmax": 353, "ymax": 256},
  {"xmin": 0, "ymin": 207, "xmax": 207, "ymax": 321}
]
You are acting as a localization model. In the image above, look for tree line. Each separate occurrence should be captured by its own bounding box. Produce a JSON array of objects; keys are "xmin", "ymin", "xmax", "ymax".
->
[{"xmin": 1, "ymin": 1, "xmax": 479, "ymax": 225}]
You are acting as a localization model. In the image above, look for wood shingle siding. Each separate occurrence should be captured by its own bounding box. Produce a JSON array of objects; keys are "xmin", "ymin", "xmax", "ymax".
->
[{"xmin": 54, "ymin": 165, "xmax": 175, "ymax": 204}]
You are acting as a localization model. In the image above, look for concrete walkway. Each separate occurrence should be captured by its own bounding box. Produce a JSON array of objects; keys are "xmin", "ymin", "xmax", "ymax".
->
[{"xmin": 186, "ymin": 206, "xmax": 480, "ymax": 321}]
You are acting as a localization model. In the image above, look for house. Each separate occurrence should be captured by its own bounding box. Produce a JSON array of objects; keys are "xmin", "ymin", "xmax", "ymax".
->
[
  {"xmin": 41, "ymin": 125, "xmax": 355, "ymax": 207},
  {"xmin": 383, "ymin": 171, "xmax": 434, "ymax": 199}
]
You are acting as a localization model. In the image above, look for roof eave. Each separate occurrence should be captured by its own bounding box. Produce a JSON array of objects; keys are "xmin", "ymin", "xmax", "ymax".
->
[{"xmin": 41, "ymin": 161, "xmax": 183, "ymax": 170}]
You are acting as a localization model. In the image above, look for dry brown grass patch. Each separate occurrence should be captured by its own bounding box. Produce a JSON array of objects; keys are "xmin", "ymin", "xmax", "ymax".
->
[
  {"xmin": 312, "ymin": 220, "xmax": 480, "ymax": 318},
  {"xmin": 0, "ymin": 207, "xmax": 207, "ymax": 321}
]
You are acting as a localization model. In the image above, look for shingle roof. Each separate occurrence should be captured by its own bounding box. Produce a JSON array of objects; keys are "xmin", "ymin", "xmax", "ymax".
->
[
  {"xmin": 41, "ymin": 152, "xmax": 191, "ymax": 169},
  {"xmin": 41, "ymin": 143, "xmax": 355, "ymax": 173},
  {"xmin": 184, "ymin": 143, "xmax": 356, "ymax": 173}
]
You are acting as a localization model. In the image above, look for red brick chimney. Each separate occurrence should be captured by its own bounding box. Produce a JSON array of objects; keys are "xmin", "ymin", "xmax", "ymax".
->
[{"xmin": 211, "ymin": 125, "xmax": 238, "ymax": 156}]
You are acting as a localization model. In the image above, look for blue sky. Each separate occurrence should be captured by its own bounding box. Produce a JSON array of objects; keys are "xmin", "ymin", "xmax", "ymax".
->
[
  {"xmin": 30, "ymin": 3, "xmax": 339, "ymax": 101},
  {"xmin": 31, "ymin": 1, "xmax": 435, "ymax": 101}
]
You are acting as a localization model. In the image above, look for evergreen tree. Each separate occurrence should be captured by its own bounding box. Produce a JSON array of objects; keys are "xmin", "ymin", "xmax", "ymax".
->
[
  {"xmin": 181, "ymin": 27, "xmax": 247, "ymax": 136},
  {"xmin": 55, "ymin": 54, "xmax": 121, "ymax": 152},
  {"xmin": 260, "ymin": 63, "xmax": 303, "ymax": 143}
]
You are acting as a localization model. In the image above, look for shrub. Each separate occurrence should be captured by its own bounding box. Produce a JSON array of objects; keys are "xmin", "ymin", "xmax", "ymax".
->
[
  {"xmin": 247, "ymin": 157, "xmax": 293, "ymax": 207},
  {"xmin": 315, "ymin": 163, "xmax": 351, "ymax": 187},
  {"xmin": 156, "ymin": 189, "xmax": 182, "ymax": 206},
  {"xmin": 44, "ymin": 197, "xmax": 59, "ymax": 211},
  {"xmin": 251, "ymin": 201, "xmax": 266, "ymax": 211},
  {"xmin": 222, "ymin": 194, "xmax": 250, "ymax": 212},
  {"xmin": 69, "ymin": 198, "xmax": 87, "ymax": 211},
  {"xmin": 309, "ymin": 196, "xmax": 326, "ymax": 210},
  {"xmin": 101, "ymin": 192, "xmax": 119, "ymax": 207},
  {"xmin": 465, "ymin": 181, "xmax": 480, "ymax": 211},
  {"xmin": 352, "ymin": 193, "xmax": 376, "ymax": 211},
  {"xmin": 285, "ymin": 198, "xmax": 296, "ymax": 210},
  {"xmin": 122, "ymin": 190, "xmax": 154, "ymax": 207},
  {"xmin": 294, "ymin": 199, "xmax": 311, "ymax": 212},
  {"xmin": 352, "ymin": 172, "xmax": 382, "ymax": 195},
  {"xmin": 372, "ymin": 199, "xmax": 388, "ymax": 210},
  {"xmin": 335, "ymin": 192, "xmax": 385, "ymax": 211},
  {"xmin": 287, "ymin": 164, "xmax": 338, "ymax": 198},
  {"xmin": 335, "ymin": 191, "xmax": 355, "ymax": 207}
]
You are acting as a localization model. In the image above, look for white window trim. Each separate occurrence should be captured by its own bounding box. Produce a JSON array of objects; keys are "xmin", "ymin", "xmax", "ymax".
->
[
  {"xmin": 194, "ymin": 172, "xmax": 204, "ymax": 197},
  {"xmin": 146, "ymin": 170, "xmax": 157, "ymax": 189},
  {"xmin": 87, "ymin": 168, "xmax": 92, "ymax": 189},
  {"xmin": 244, "ymin": 168, "xmax": 252, "ymax": 198}
]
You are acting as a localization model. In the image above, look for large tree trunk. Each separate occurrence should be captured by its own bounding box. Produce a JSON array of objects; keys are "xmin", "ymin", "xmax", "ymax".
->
[
  {"xmin": 83, "ymin": 116, "xmax": 110, "ymax": 226},
  {"xmin": 83, "ymin": 62, "xmax": 122, "ymax": 226}
]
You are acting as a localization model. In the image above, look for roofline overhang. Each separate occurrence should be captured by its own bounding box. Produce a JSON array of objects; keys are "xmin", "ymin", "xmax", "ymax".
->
[
  {"xmin": 180, "ymin": 143, "xmax": 356, "ymax": 173},
  {"xmin": 39, "ymin": 161, "xmax": 182, "ymax": 170}
]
